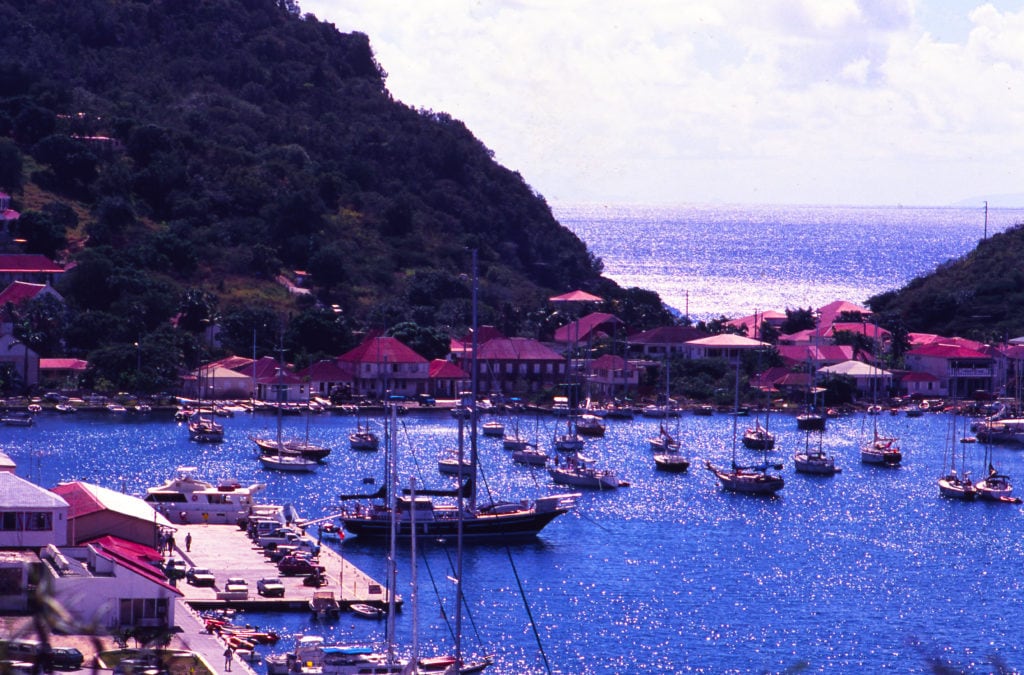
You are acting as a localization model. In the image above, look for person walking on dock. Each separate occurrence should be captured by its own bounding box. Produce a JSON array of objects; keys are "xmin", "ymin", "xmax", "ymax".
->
[
  {"xmin": 185, "ymin": 532, "xmax": 192, "ymax": 552},
  {"xmin": 223, "ymin": 646, "xmax": 233, "ymax": 672}
]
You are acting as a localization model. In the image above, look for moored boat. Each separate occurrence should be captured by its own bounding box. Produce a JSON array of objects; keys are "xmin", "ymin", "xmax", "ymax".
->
[
  {"xmin": 143, "ymin": 466, "xmax": 269, "ymax": 525},
  {"xmin": 548, "ymin": 453, "xmax": 621, "ymax": 490}
]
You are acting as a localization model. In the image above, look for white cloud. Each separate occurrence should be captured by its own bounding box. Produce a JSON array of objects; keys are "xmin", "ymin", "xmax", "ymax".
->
[{"xmin": 301, "ymin": 0, "xmax": 1024, "ymax": 205}]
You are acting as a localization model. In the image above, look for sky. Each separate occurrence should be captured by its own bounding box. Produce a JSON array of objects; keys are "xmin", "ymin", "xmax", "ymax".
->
[{"xmin": 300, "ymin": 1, "xmax": 1024, "ymax": 207}]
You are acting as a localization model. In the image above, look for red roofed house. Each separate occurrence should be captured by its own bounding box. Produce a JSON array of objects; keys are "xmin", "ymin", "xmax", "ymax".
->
[
  {"xmin": 250, "ymin": 356, "xmax": 306, "ymax": 402},
  {"xmin": 776, "ymin": 344, "xmax": 855, "ymax": 369},
  {"xmin": 585, "ymin": 354, "xmax": 639, "ymax": 399},
  {"xmin": 300, "ymin": 358, "xmax": 354, "ymax": 400},
  {"xmin": 904, "ymin": 343, "xmax": 994, "ymax": 398},
  {"xmin": 39, "ymin": 534, "xmax": 181, "ymax": 632},
  {"xmin": 726, "ymin": 310, "xmax": 786, "ymax": 339},
  {"xmin": 553, "ymin": 312, "xmax": 625, "ymax": 346},
  {"xmin": 456, "ymin": 337, "xmax": 565, "ymax": 394},
  {"xmin": 429, "ymin": 359, "xmax": 469, "ymax": 398},
  {"xmin": 51, "ymin": 481, "xmax": 172, "ymax": 548},
  {"xmin": 626, "ymin": 325, "xmax": 707, "ymax": 359},
  {"xmin": 338, "ymin": 336, "xmax": 430, "ymax": 399},
  {"xmin": 0, "ymin": 253, "xmax": 65, "ymax": 286},
  {"xmin": 901, "ymin": 371, "xmax": 941, "ymax": 398},
  {"xmin": 816, "ymin": 300, "xmax": 871, "ymax": 327},
  {"xmin": 39, "ymin": 357, "xmax": 88, "ymax": 390},
  {"xmin": 450, "ymin": 325, "xmax": 507, "ymax": 358}
]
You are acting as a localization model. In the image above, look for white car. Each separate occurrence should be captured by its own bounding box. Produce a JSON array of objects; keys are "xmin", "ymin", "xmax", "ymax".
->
[{"xmin": 224, "ymin": 577, "xmax": 248, "ymax": 594}]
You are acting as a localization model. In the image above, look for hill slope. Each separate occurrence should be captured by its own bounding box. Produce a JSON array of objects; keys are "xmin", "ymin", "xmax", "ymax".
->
[
  {"xmin": 868, "ymin": 223, "xmax": 1024, "ymax": 343},
  {"xmin": 0, "ymin": 0, "xmax": 668, "ymax": 381}
]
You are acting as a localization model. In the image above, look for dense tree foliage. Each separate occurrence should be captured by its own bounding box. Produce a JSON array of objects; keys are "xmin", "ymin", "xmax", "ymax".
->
[
  {"xmin": 0, "ymin": 0, "xmax": 677, "ymax": 392},
  {"xmin": 868, "ymin": 224, "xmax": 1024, "ymax": 345}
]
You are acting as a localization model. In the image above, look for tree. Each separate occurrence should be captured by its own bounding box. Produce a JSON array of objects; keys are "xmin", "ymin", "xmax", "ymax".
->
[
  {"xmin": 176, "ymin": 289, "xmax": 219, "ymax": 334},
  {"xmin": 0, "ymin": 137, "xmax": 22, "ymax": 191},
  {"xmin": 781, "ymin": 307, "xmax": 818, "ymax": 334},
  {"xmin": 387, "ymin": 321, "xmax": 449, "ymax": 361},
  {"xmin": 14, "ymin": 202, "xmax": 74, "ymax": 258}
]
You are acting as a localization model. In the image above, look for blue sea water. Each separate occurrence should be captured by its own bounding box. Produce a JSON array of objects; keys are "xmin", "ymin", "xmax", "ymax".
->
[
  {"xmin": 554, "ymin": 203, "xmax": 1024, "ymax": 320},
  {"xmin": 9, "ymin": 203, "xmax": 1024, "ymax": 673},
  {"xmin": 6, "ymin": 408, "xmax": 1024, "ymax": 674}
]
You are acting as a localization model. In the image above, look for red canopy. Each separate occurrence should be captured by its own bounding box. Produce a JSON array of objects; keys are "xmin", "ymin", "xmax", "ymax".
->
[{"xmin": 549, "ymin": 290, "xmax": 602, "ymax": 303}]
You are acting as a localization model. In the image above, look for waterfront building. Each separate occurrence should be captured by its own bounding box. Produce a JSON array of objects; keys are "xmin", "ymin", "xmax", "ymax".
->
[
  {"xmin": 904, "ymin": 343, "xmax": 994, "ymax": 398},
  {"xmin": 338, "ymin": 335, "xmax": 429, "ymax": 399},
  {"xmin": 51, "ymin": 481, "xmax": 172, "ymax": 548},
  {"xmin": 39, "ymin": 536, "xmax": 181, "ymax": 631}
]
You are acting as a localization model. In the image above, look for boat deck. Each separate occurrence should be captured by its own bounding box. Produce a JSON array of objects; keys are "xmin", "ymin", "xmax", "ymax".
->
[{"xmin": 170, "ymin": 523, "xmax": 399, "ymax": 611}]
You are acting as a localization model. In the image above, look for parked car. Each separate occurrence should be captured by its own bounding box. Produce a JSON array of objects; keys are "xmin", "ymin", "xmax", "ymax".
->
[
  {"xmin": 50, "ymin": 647, "xmax": 84, "ymax": 670},
  {"xmin": 186, "ymin": 567, "xmax": 216, "ymax": 587},
  {"xmin": 163, "ymin": 558, "xmax": 187, "ymax": 580},
  {"xmin": 278, "ymin": 554, "xmax": 318, "ymax": 576},
  {"xmin": 224, "ymin": 577, "xmax": 248, "ymax": 594},
  {"xmin": 416, "ymin": 394, "xmax": 436, "ymax": 406},
  {"xmin": 256, "ymin": 577, "xmax": 285, "ymax": 597}
]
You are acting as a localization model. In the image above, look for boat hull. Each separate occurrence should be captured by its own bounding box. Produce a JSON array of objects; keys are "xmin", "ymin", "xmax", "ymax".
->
[{"xmin": 340, "ymin": 506, "xmax": 570, "ymax": 541}]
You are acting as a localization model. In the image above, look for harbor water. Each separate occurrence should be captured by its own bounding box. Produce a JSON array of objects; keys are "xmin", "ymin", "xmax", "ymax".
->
[{"xmin": 5, "ymin": 407, "xmax": 1024, "ymax": 673}]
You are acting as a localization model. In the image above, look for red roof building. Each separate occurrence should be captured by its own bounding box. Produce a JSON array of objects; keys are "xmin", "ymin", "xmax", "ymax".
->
[
  {"xmin": 776, "ymin": 344, "xmax": 854, "ymax": 369},
  {"xmin": 455, "ymin": 337, "xmax": 565, "ymax": 394},
  {"xmin": 300, "ymin": 358, "xmax": 355, "ymax": 399},
  {"xmin": 626, "ymin": 325, "xmax": 707, "ymax": 358},
  {"xmin": 428, "ymin": 359, "xmax": 470, "ymax": 398},
  {"xmin": 585, "ymin": 354, "xmax": 639, "ymax": 399},
  {"xmin": 905, "ymin": 343, "xmax": 993, "ymax": 397},
  {"xmin": 52, "ymin": 481, "xmax": 171, "ymax": 547},
  {"xmin": 338, "ymin": 336, "xmax": 429, "ymax": 398},
  {"xmin": 553, "ymin": 312, "xmax": 625, "ymax": 346},
  {"xmin": 0, "ymin": 254, "xmax": 64, "ymax": 286}
]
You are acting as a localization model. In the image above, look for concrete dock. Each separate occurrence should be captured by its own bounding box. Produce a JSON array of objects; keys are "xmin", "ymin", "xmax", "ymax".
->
[{"xmin": 168, "ymin": 522, "xmax": 397, "ymax": 611}]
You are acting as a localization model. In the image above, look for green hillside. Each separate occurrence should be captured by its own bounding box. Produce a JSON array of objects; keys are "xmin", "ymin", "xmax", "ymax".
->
[
  {"xmin": 868, "ymin": 223, "xmax": 1024, "ymax": 344},
  {"xmin": 0, "ymin": 0, "xmax": 669, "ymax": 392}
]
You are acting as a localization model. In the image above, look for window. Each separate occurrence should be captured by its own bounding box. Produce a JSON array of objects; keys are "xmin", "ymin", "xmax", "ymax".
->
[
  {"xmin": 1, "ymin": 512, "xmax": 20, "ymax": 531},
  {"xmin": 25, "ymin": 512, "xmax": 52, "ymax": 531}
]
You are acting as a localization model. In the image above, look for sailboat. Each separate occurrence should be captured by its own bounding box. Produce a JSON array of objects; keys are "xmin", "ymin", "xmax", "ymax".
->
[
  {"xmin": 552, "ymin": 414, "xmax": 585, "ymax": 452},
  {"xmin": 338, "ymin": 251, "xmax": 578, "ymax": 541},
  {"xmin": 188, "ymin": 363, "xmax": 224, "ymax": 443},
  {"xmin": 548, "ymin": 451, "xmax": 621, "ymax": 490},
  {"xmin": 742, "ymin": 365, "xmax": 775, "ymax": 450},
  {"xmin": 254, "ymin": 360, "xmax": 331, "ymax": 462},
  {"xmin": 257, "ymin": 352, "xmax": 318, "ymax": 473},
  {"xmin": 861, "ymin": 355, "xmax": 902, "ymax": 466},
  {"xmin": 793, "ymin": 427, "xmax": 840, "ymax": 475},
  {"xmin": 647, "ymin": 364, "xmax": 679, "ymax": 452},
  {"xmin": 705, "ymin": 360, "xmax": 785, "ymax": 495},
  {"xmin": 938, "ymin": 389, "xmax": 976, "ymax": 500},
  {"xmin": 349, "ymin": 407, "xmax": 380, "ymax": 451}
]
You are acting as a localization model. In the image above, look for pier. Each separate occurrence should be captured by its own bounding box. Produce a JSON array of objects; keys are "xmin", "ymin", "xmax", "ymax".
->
[{"xmin": 168, "ymin": 523, "xmax": 398, "ymax": 612}]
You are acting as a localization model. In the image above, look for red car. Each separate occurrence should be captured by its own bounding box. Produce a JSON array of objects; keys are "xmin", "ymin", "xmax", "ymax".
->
[{"xmin": 277, "ymin": 554, "xmax": 320, "ymax": 576}]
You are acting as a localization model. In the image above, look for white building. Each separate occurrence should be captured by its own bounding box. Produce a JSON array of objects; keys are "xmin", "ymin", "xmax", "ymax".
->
[
  {"xmin": 0, "ymin": 471, "xmax": 69, "ymax": 548},
  {"xmin": 39, "ymin": 536, "xmax": 181, "ymax": 632}
]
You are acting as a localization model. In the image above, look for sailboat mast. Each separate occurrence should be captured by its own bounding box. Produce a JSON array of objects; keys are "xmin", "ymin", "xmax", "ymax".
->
[
  {"xmin": 409, "ymin": 475, "xmax": 419, "ymax": 667},
  {"xmin": 470, "ymin": 248, "xmax": 479, "ymax": 513},
  {"xmin": 385, "ymin": 403, "xmax": 398, "ymax": 665}
]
